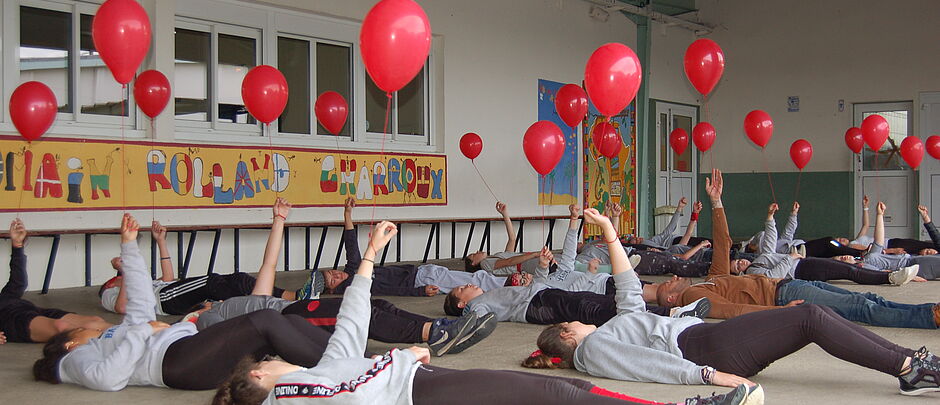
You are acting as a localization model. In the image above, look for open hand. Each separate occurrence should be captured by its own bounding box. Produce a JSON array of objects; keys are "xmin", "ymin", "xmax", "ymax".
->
[
  {"xmin": 368, "ymin": 221, "xmax": 398, "ymax": 253},
  {"xmin": 712, "ymin": 371, "xmax": 756, "ymax": 388},
  {"xmin": 705, "ymin": 169, "xmax": 723, "ymax": 202},
  {"xmin": 784, "ymin": 299, "xmax": 804, "ymax": 307}
]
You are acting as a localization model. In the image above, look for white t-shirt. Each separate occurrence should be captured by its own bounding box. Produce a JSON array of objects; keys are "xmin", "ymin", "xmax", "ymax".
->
[{"xmin": 100, "ymin": 279, "xmax": 173, "ymax": 315}]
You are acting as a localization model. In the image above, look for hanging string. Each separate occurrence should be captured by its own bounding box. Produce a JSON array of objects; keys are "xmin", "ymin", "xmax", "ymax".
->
[
  {"xmin": 266, "ymin": 123, "xmax": 280, "ymax": 199},
  {"xmin": 121, "ymin": 84, "xmax": 127, "ymax": 213},
  {"xmin": 150, "ymin": 118, "xmax": 156, "ymax": 223},
  {"xmin": 472, "ymin": 160, "xmax": 499, "ymax": 201},
  {"xmin": 539, "ymin": 174, "xmax": 545, "ymax": 246},
  {"xmin": 16, "ymin": 143, "xmax": 32, "ymax": 219},
  {"xmin": 794, "ymin": 170, "xmax": 803, "ymax": 202},
  {"xmin": 370, "ymin": 92, "xmax": 392, "ymax": 229},
  {"xmin": 761, "ymin": 148, "xmax": 777, "ymax": 203},
  {"xmin": 873, "ymin": 147, "xmax": 881, "ymax": 203}
]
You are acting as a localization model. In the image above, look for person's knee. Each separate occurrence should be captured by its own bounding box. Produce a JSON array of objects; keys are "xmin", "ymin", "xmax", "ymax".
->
[{"xmin": 246, "ymin": 309, "xmax": 284, "ymax": 328}]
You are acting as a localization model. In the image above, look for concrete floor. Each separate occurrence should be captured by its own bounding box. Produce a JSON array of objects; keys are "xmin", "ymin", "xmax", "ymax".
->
[{"xmin": 1, "ymin": 258, "xmax": 938, "ymax": 404}]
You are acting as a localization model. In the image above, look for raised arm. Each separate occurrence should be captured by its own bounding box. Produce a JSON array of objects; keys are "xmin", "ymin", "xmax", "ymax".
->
[
  {"xmin": 674, "ymin": 240, "xmax": 711, "ymax": 261},
  {"xmin": 344, "ymin": 196, "xmax": 355, "ymax": 230},
  {"xmin": 583, "ymin": 208, "xmax": 644, "ymax": 313},
  {"xmin": 758, "ymin": 203, "xmax": 779, "ymax": 255},
  {"xmin": 496, "ymin": 201, "xmax": 516, "ymax": 252},
  {"xmin": 676, "ymin": 201, "xmax": 702, "ymax": 246},
  {"xmin": 118, "ymin": 214, "xmax": 156, "ymax": 326},
  {"xmin": 854, "ymin": 196, "xmax": 871, "ymax": 242},
  {"xmin": 705, "ymin": 169, "xmax": 733, "ymax": 278},
  {"xmin": 151, "ymin": 221, "xmax": 175, "ymax": 282},
  {"xmin": 251, "ymin": 198, "xmax": 291, "ymax": 296},
  {"xmin": 648, "ymin": 197, "xmax": 686, "ymax": 247},
  {"xmin": 874, "ymin": 201, "xmax": 886, "ymax": 247},
  {"xmin": 607, "ymin": 201, "xmax": 623, "ymax": 235},
  {"xmin": 781, "ymin": 201, "xmax": 799, "ymax": 241},
  {"xmin": 551, "ymin": 204, "xmax": 582, "ymax": 275},
  {"xmin": 919, "ymin": 205, "xmax": 940, "ymax": 248}
]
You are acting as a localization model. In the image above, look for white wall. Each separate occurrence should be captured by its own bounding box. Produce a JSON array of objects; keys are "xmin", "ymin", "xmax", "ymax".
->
[
  {"xmin": 1, "ymin": 0, "xmax": 644, "ymax": 290},
  {"xmin": 696, "ymin": 0, "xmax": 940, "ymax": 173}
]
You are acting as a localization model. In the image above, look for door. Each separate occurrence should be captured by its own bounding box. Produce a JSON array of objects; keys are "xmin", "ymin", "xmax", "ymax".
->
[
  {"xmin": 655, "ymin": 101, "xmax": 697, "ymax": 236},
  {"xmin": 853, "ymin": 102, "xmax": 915, "ymax": 239},
  {"xmin": 918, "ymin": 93, "xmax": 940, "ymax": 240}
]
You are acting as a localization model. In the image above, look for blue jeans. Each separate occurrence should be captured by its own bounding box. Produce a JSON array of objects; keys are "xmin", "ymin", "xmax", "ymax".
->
[{"xmin": 776, "ymin": 279, "xmax": 937, "ymax": 329}]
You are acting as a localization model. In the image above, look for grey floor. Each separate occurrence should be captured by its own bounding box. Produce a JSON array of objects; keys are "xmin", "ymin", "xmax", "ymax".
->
[{"xmin": 1, "ymin": 258, "xmax": 938, "ymax": 404}]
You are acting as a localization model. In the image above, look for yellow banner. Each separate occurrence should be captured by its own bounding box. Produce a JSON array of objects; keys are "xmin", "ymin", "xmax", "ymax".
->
[{"xmin": 0, "ymin": 136, "xmax": 447, "ymax": 211}]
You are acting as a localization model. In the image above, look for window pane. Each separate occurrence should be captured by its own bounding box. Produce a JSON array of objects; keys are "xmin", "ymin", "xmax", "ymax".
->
[
  {"xmin": 316, "ymin": 43, "xmax": 351, "ymax": 136},
  {"xmin": 659, "ymin": 113, "xmax": 667, "ymax": 171},
  {"xmin": 397, "ymin": 67, "xmax": 425, "ymax": 136},
  {"xmin": 672, "ymin": 114, "xmax": 692, "ymax": 172},
  {"xmin": 20, "ymin": 6, "xmax": 71, "ymax": 113},
  {"xmin": 861, "ymin": 110, "xmax": 907, "ymax": 171},
  {"xmin": 218, "ymin": 34, "xmax": 257, "ymax": 124},
  {"xmin": 278, "ymin": 37, "xmax": 310, "ymax": 134},
  {"xmin": 365, "ymin": 75, "xmax": 391, "ymax": 133},
  {"xmin": 79, "ymin": 14, "xmax": 126, "ymax": 116},
  {"xmin": 175, "ymin": 28, "xmax": 210, "ymax": 121}
]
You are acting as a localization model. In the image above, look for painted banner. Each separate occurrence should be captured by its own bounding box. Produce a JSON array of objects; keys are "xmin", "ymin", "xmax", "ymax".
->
[
  {"xmin": 537, "ymin": 79, "xmax": 578, "ymax": 205},
  {"xmin": 582, "ymin": 102, "xmax": 637, "ymax": 240},
  {"xmin": 0, "ymin": 136, "xmax": 446, "ymax": 212}
]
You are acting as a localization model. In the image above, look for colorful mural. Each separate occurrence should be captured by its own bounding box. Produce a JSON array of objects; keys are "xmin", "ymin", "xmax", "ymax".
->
[
  {"xmin": 0, "ymin": 136, "xmax": 446, "ymax": 211},
  {"xmin": 582, "ymin": 102, "xmax": 637, "ymax": 240},
  {"xmin": 537, "ymin": 79, "xmax": 578, "ymax": 206}
]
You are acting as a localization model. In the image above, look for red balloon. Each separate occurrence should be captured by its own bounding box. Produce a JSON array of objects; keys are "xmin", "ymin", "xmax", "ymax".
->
[
  {"xmin": 899, "ymin": 136, "xmax": 924, "ymax": 169},
  {"xmin": 241, "ymin": 65, "xmax": 289, "ymax": 125},
  {"xmin": 790, "ymin": 139, "xmax": 813, "ymax": 170},
  {"xmin": 314, "ymin": 91, "xmax": 348, "ymax": 135},
  {"xmin": 554, "ymin": 84, "xmax": 589, "ymax": 127},
  {"xmin": 584, "ymin": 43, "xmax": 642, "ymax": 117},
  {"xmin": 743, "ymin": 110, "xmax": 773, "ymax": 148},
  {"xmin": 844, "ymin": 127, "xmax": 864, "ymax": 154},
  {"xmin": 591, "ymin": 122, "xmax": 622, "ymax": 159},
  {"xmin": 861, "ymin": 114, "xmax": 890, "ymax": 151},
  {"xmin": 684, "ymin": 39, "xmax": 725, "ymax": 96},
  {"xmin": 92, "ymin": 0, "xmax": 152, "ymax": 85},
  {"xmin": 459, "ymin": 132, "xmax": 483, "ymax": 160},
  {"xmin": 669, "ymin": 128, "xmax": 689, "ymax": 155},
  {"xmin": 9, "ymin": 81, "xmax": 57, "ymax": 142},
  {"xmin": 692, "ymin": 122, "xmax": 716, "ymax": 152},
  {"xmin": 360, "ymin": 0, "xmax": 431, "ymax": 93},
  {"xmin": 523, "ymin": 121, "xmax": 565, "ymax": 175},
  {"xmin": 927, "ymin": 135, "xmax": 940, "ymax": 160},
  {"xmin": 133, "ymin": 70, "xmax": 170, "ymax": 119}
]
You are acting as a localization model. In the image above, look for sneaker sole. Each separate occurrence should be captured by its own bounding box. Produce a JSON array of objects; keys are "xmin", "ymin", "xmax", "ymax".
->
[
  {"xmin": 680, "ymin": 298, "xmax": 711, "ymax": 319},
  {"xmin": 741, "ymin": 385, "xmax": 764, "ymax": 405},
  {"xmin": 447, "ymin": 313, "xmax": 498, "ymax": 355},
  {"xmin": 429, "ymin": 313, "xmax": 479, "ymax": 357},
  {"xmin": 900, "ymin": 386, "xmax": 940, "ymax": 396}
]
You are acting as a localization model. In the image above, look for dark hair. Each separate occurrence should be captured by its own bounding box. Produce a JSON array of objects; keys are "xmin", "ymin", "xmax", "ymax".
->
[
  {"xmin": 520, "ymin": 324, "xmax": 575, "ymax": 369},
  {"xmin": 33, "ymin": 330, "xmax": 75, "ymax": 384},
  {"xmin": 212, "ymin": 357, "xmax": 269, "ymax": 405},
  {"xmin": 443, "ymin": 291, "xmax": 462, "ymax": 317},
  {"xmin": 464, "ymin": 256, "xmax": 481, "ymax": 272}
]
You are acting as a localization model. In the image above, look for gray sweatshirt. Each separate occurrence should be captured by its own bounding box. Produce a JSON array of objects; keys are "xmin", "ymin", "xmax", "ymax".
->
[
  {"xmin": 263, "ymin": 275, "xmax": 419, "ymax": 405},
  {"xmin": 643, "ymin": 209, "xmax": 682, "ymax": 249},
  {"xmin": 538, "ymin": 228, "xmax": 611, "ymax": 295},
  {"xmin": 196, "ymin": 295, "xmax": 293, "ymax": 330},
  {"xmin": 480, "ymin": 251, "xmax": 540, "ymax": 276},
  {"xmin": 746, "ymin": 218, "xmax": 800, "ymax": 278},
  {"xmin": 59, "ymin": 242, "xmax": 197, "ymax": 391},
  {"xmin": 862, "ymin": 242, "xmax": 910, "ymax": 270},
  {"xmin": 751, "ymin": 214, "xmax": 804, "ymax": 254},
  {"xmin": 576, "ymin": 240, "xmax": 634, "ymax": 265},
  {"xmin": 573, "ymin": 271, "xmax": 706, "ymax": 385},
  {"xmin": 466, "ymin": 283, "xmax": 550, "ymax": 322}
]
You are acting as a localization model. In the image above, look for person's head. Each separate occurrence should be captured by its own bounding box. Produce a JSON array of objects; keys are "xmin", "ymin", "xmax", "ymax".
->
[
  {"xmin": 443, "ymin": 284, "xmax": 484, "ymax": 316},
  {"xmin": 33, "ymin": 327, "xmax": 105, "ymax": 384},
  {"xmin": 625, "ymin": 235, "xmax": 644, "ymax": 244},
  {"xmin": 654, "ymin": 276, "xmax": 693, "ymax": 307},
  {"xmin": 321, "ymin": 269, "xmax": 348, "ymax": 294},
  {"xmin": 212, "ymin": 357, "xmax": 296, "ymax": 405},
  {"xmin": 503, "ymin": 272, "xmax": 533, "ymax": 287},
  {"xmin": 919, "ymin": 248, "xmax": 938, "ymax": 256},
  {"xmin": 110, "ymin": 256, "xmax": 123, "ymax": 271},
  {"xmin": 834, "ymin": 237, "xmax": 850, "ymax": 246},
  {"xmin": 464, "ymin": 251, "xmax": 487, "ymax": 271},
  {"xmin": 521, "ymin": 322, "xmax": 596, "ymax": 369},
  {"xmin": 832, "ymin": 255, "xmax": 858, "ymax": 264},
  {"xmin": 730, "ymin": 258, "xmax": 751, "ymax": 275}
]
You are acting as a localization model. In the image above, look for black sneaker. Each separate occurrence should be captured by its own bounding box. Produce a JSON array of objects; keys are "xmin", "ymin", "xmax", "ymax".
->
[
  {"xmin": 899, "ymin": 356, "xmax": 940, "ymax": 396},
  {"xmin": 447, "ymin": 312, "xmax": 498, "ymax": 355},
  {"xmin": 671, "ymin": 297, "xmax": 711, "ymax": 319},
  {"xmin": 914, "ymin": 346, "xmax": 939, "ymax": 364},
  {"xmin": 677, "ymin": 384, "xmax": 764, "ymax": 405},
  {"xmin": 427, "ymin": 312, "xmax": 478, "ymax": 357}
]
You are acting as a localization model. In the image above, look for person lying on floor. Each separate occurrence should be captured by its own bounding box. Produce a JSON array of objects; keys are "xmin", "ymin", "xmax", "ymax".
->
[
  {"xmin": 183, "ymin": 198, "xmax": 496, "ymax": 357},
  {"xmin": 868, "ymin": 204, "xmax": 940, "ymax": 256},
  {"xmin": 33, "ymin": 213, "xmax": 344, "ymax": 391},
  {"xmin": 323, "ymin": 197, "xmax": 508, "ymax": 296},
  {"xmin": 740, "ymin": 202, "xmax": 919, "ymax": 286},
  {"xmin": 745, "ymin": 197, "xmax": 870, "ymax": 258},
  {"xmin": 0, "ymin": 219, "xmax": 110, "ymax": 344},
  {"xmin": 524, "ymin": 196, "xmax": 940, "ymax": 397},
  {"xmin": 99, "ymin": 213, "xmax": 321, "ymax": 315},
  {"xmin": 846, "ymin": 202, "xmax": 938, "ymax": 281},
  {"xmin": 463, "ymin": 201, "xmax": 543, "ymax": 276},
  {"xmin": 211, "ymin": 219, "xmax": 762, "ymax": 405}
]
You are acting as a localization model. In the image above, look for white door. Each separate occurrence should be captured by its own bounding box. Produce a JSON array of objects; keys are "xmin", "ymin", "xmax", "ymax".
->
[
  {"xmin": 918, "ymin": 92, "xmax": 940, "ymax": 239},
  {"xmin": 853, "ymin": 102, "xmax": 915, "ymax": 239},
  {"xmin": 655, "ymin": 102, "xmax": 698, "ymax": 236}
]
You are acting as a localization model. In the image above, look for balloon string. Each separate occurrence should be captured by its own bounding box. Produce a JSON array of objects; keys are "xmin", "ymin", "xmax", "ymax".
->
[
  {"xmin": 471, "ymin": 161, "xmax": 499, "ymax": 201},
  {"xmin": 267, "ymin": 124, "xmax": 279, "ymax": 199},
  {"xmin": 540, "ymin": 174, "xmax": 545, "ymax": 246},
  {"xmin": 795, "ymin": 170, "xmax": 802, "ymax": 202},
  {"xmin": 16, "ymin": 142, "xmax": 32, "ymax": 219},
  {"xmin": 121, "ymin": 84, "xmax": 127, "ymax": 213},
  {"xmin": 151, "ymin": 118, "xmax": 155, "ymax": 223},
  {"xmin": 761, "ymin": 148, "xmax": 777, "ymax": 204},
  {"xmin": 873, "ymin": 148, "xmax": 880, "ymax": 203},
  {"xmin": 371, "ymin": 92, "xmax": 392, "ymax": 229}
]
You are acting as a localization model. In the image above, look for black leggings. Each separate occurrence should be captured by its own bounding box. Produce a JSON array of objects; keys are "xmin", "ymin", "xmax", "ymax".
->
[
  {"xmin": 802, "ymin": 237, "xmax": 864, "ymax": 258},
  {"xmin": 159, "ymin": 273, "xmax": 287, "ymax": 315},
  {"xmin": 161, "ymin": 309, "xmax": 333, "ymax": 390},
  {"xmin": 887, "ymin": 238, "xmax": 935, "ymax": 254},
  {"xmin": 411, "ymin": 365, "xmax": 653, "ymax": 405},
  {"xmin": 794, "ymin": 257, "xmax": 889, "ymax": 285},
  {"xmin": 525, "ymin": 289, "xmax": 617, "ymax": 326},
  {"xmin": 281, "ymin": 298, "xmax": 430, "ymax": 343},
  {"xmin": 677, "ymin": 304, "xmax": 910, "ymax": 378},
  {"xmin": 633, "ymin": 250, "xmax": 710, "ymax": 277}
]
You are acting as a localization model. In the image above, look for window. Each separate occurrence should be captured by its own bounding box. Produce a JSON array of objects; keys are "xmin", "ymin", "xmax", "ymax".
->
[
  {"xmin": 217, "ymin": 33, "xmax": 256, "ymax": 124},
  {"xmin": 20, "ymin": 5, "xmax": 71, "ymax": 113},
  {"xmin": 276, "ymin": 37, "xmax": 352, "ymax": 137},
  {"xmin": 174, "ymin": 27, "xmax": 210, "ymax": 121},
  {"xmin": 859, "ymin": 106, "xmax": 913, "ymax": 171},
  {"xmin": 315, "ymin": 42, "xmax": 351, "ymax": 137},
  {"xmin": 365, "ymin": 63, "xmax": 428, "ymax": 142},
  {"xmin": 277, "ymin": 36, "xmax": 310, "ymax": 134},
  {"xmin": 79, "ymin": 13, "xmax": 126, "ymax": 116}
]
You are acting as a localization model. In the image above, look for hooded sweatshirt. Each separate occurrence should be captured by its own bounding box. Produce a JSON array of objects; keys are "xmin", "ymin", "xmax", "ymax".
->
[
  {"xmin": 745, "ymin": 217, "xmax": 800, "ymax": 278},
  {"xmin": 538, "ymin": 228, "xmax": 611, "ymax": 295},
  {"xmin": 59, "ymin": 242, "xmax": 197, "ymax": 391}
]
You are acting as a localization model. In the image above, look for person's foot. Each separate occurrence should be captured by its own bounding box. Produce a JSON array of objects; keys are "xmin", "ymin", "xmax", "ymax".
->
[
  {"xmin": 797, "ymin": 244, "xmax": 806, "ymax": 258},
  {"xmin": 888, "ymin": 264, "xmax": 919, "ymax": 286},
  {"xmin": 899, "ymin": 356, "xmax": 940, "ymax": 396},
  {"xmin": 674, "ymin": 384, "xmax": 764, "ymax": 405},
  {"xmin": 914, "ymin": 346, "xmax": 939, "ymax": 364},
  {"xmin": 629, "ymin": 254, "xmax": 642, "ymax": 269},
  {"xmin": 296, "ymin": 270, "xmax": 325, "ymax": 300},
  {"xmin": 427, "ymin": 312, "xmax": 479, "ymax": 357},
  {"xmin": 448, "ymin": 312, "xmax": 498, "ymax": 355},
  {"xmin": 670, "ymin": 297, "xmax": 711, "ymax": 319}
]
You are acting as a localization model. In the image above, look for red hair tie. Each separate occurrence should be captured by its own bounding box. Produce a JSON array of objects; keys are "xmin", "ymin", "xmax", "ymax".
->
[{"xmin": 529, "ymin": 349, "xmax": 562, "ymax": 364}]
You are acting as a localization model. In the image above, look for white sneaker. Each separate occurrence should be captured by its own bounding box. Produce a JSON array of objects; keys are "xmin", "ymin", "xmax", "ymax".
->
[
  {"xmin": 888, "ymin": 264, "xmax": 919, "ymax": 286},
  {"xmin": 669, "ymin": 297, "xmax": 711, "ymax": 319},
  {"xmin": 629, "ymin": 255, "xmax": 642, "ymax": 269}
]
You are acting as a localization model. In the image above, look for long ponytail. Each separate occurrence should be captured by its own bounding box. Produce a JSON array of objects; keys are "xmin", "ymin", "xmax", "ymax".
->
[{"xmin": 521, "ymin": 324, "xmax": 575, "ymax": 369}]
